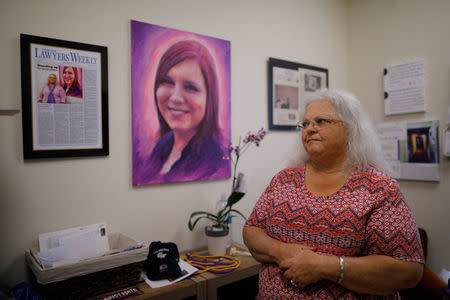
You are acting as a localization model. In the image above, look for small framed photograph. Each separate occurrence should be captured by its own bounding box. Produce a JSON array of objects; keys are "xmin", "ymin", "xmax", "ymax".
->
[
  {"xmin": 268, "ymin": 57, "xmax": 328, "ymax": 130},
  {"xmin": 20, "ymin": 34, "xmax": 109, "ymax": 159}
]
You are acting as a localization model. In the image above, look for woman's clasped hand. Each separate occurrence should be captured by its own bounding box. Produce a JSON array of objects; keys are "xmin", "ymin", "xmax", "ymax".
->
[{"xmin": 279, "ymin": 246, "xmax": 327, "ymax": 289}]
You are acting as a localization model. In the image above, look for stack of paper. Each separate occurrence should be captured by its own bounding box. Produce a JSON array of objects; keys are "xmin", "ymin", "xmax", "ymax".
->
[
  {"xmin": 35, "ymin": 223, "xmax": 110, "ymax": 268},
  {"xmin": 143, "ymin": 260, "xmax": 199, "ymax": 288}
]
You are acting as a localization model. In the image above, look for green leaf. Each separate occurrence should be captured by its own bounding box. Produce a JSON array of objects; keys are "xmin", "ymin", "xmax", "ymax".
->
[
  {"xmin": 188, "ymin": 215, "xmax": 218, "ymax": 231},
  {"xmin": 226, "ymin": 191, "xmax": 245, "ymax": 206},
  {"xmin": 188, "ymin": 211, "xmax": 220, "ymax": 231},
  {"xmin": 187, "ymin": 194, "xmax": 246, "ymax": 231},
  {"xmin": 217, "ymin": 206, "xmax": 226, "ymax": 218},
  {"xmin": 189, "ymin": 211, "xmax": 218, "ymax": 219},
  {"xmin": 229, "ymin": 208, "xmax": 246, "ymax": 220}
]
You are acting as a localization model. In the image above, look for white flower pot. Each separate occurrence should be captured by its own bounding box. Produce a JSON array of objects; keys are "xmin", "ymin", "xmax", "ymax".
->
[{"xmin": 205, "ymin": 226, "xmax": 229, "ymax": 256}]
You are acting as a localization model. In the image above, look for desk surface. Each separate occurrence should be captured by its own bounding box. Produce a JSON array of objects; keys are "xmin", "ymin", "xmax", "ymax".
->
[
  {"xmin": 195, "ymin": 245, "xmax": 260, "ymax": 300},
  {"xmin": 93, "ymin": 276, "xmax": 205, "ymax": 300},
  {"xmin": 90, "ymin": 243, "xmax": 260, "ymax": 300}
]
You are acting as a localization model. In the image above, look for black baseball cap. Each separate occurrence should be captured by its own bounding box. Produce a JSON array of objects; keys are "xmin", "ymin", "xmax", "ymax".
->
[{"xmin": 144, "ymin": 241, "xmax": 182, "ymax": 280}]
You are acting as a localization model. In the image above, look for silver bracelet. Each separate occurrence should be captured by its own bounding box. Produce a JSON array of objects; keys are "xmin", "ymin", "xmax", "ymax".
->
[{"xmin": 337, "ymin": 256, "xmax": 344, "ymax": 284}]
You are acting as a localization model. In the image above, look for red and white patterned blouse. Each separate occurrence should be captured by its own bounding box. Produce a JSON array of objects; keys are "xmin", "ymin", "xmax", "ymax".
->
[{"xmin": 245, "ymin": 166, "xmax": 424, "ymax": 299}]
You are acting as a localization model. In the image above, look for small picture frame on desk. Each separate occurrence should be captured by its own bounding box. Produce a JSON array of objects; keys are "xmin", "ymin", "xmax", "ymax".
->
[
  {"xmin": 268, "ymin": 57, "xmax": 328, "ymax": 131},
  {"xmin": 20, "ymin": 34, "xmax": 109, "ymax": 159}
]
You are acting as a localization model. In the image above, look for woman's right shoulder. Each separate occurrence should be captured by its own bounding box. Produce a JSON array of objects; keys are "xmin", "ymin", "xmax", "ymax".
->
[
  {"xmin": 270, "ymin": 167, "xmax": 304, "ymax": 185},
  {"xmin": 278, "ymin": 167, "xmax": 303, "ymax": 175}
]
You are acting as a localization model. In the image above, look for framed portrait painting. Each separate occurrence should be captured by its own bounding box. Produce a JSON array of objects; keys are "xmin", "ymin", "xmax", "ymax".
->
[
  {"xmin": 268, "ymin": 57, "xmax": 328, "ymax": 130},
  {"xmin": 20, "ymin": 34, "xmax": 109, "ymax": 159},
  {"xmin": 131, "ymin": 20, "xmax": 231, "ymax": 186}
]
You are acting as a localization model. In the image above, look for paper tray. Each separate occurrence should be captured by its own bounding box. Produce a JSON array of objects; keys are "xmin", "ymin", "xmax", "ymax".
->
[{"xmin": 26, "ymin": 232, "xmax": 148, "ymax": 284}]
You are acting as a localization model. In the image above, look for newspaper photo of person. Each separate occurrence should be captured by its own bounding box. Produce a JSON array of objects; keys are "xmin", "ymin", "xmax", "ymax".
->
[
  {"xmin": 60, "ymin": 66, "xmax": 83, "ymax": 104},
  {"xmin": 37, "ymin": 73, "xmax": 66, "ymax": 104}
]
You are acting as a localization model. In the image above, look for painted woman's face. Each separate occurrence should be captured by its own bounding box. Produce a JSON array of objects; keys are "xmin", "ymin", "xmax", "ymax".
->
[
  {"xmin": 156, "ymin": 59, "xmax": 207, "ymax": 136},
  {"xmin": 63, "ymin": 67, "xmax": 75, "ymax": 85}
]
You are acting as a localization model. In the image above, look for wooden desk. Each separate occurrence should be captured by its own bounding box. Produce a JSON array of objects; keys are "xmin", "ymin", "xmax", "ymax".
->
[
  {"xmin": 88, "ymin": 273, "xmax": 206, "ymax": 300},
  {"xmin": 90, "ymin": 276, "xmax": 206, "ymax": 300},
  {"xmin": 90, "ymin": 243, "xmax": 260, "ymax": 300},
  {"xmin": 197, "ymin": 244, "xmax": 261, "ymax": 299}
]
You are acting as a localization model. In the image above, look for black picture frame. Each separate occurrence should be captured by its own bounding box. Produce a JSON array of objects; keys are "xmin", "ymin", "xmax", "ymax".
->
[
  {"xmin": 20, "ymin": 34, "xmax": 109, "ymax": 159},
  {"xmin": 268, "ymin": 57, "xmax": 328, "ymax": 131}
]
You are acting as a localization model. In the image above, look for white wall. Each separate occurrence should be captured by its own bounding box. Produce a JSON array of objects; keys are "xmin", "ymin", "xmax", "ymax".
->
[
  {"xmin": 0, "ymin": 0, "xmax": 348, "ymax": 286},
  {"xmin": 3, "ymin": 0, "xmax": 448, "ymax": 289},
  {"xmin": 347, "ymin": 0, "xmax": 450, "ymax": 275}
]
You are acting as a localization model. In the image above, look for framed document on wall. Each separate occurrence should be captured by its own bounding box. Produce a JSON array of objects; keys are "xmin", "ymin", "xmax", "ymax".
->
[
  {"xmin": 268, "ymin": 57, "xmax": 328, "ymax": 131},
  {"xmin": 20, "ymin": 34, "xmax": 109, "ymax": 159}
]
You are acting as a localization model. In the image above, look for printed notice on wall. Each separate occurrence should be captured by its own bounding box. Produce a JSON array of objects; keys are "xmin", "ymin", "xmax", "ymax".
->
[
  {"xmin": 444, "ymin": 106, "xmax": 450, "ymax": 157},
  {"xmin": 376, "ymin": 120, "xmax": 439, "ymax": 181},
  {"xmin": 271, "ymin": 66, "xmax": 327, "ymax": 127},
  {"xmin": 272, "ymin": 67, "xmax": 302, "ymax": 126},
  {"xmin": 384, "ymin": 60, "xmax": 425, "ymax": 115}
]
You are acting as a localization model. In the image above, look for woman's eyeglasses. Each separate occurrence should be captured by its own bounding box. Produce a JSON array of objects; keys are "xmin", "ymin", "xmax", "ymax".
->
[{"xmin": 296, "ymin": 118, "xmax": 343, "ymax": 130}]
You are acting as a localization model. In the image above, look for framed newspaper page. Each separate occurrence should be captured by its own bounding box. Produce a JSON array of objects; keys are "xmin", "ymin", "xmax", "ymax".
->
[
  {"xmin": 20, "ymin": 34, "xmax": 109, "ymax": 159},
  {"xmin": 268, "ymin": 58, "xmax": 328, "ymax": 130}
]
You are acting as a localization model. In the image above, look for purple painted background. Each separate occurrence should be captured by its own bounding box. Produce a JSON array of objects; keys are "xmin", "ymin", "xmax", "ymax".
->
[{"xmin": 131, "ymin": 20, "xmax": 231, "ymax": 186}]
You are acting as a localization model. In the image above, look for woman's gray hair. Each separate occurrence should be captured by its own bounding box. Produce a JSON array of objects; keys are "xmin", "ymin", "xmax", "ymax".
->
[{"xmin": 291, "ymin": 89, "xmax": 389, "ymax": 173}]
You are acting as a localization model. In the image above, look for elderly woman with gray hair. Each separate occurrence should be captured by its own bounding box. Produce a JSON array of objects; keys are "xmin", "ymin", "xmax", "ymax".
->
[{"xmin": 243, "ymin": 89, "xmax": 424, "ymax": 299}]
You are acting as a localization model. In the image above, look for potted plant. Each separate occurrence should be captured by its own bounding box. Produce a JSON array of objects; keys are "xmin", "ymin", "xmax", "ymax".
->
[{"xmin": 188, "ymin": 128, "xmax": 266, "ymax": 255}]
